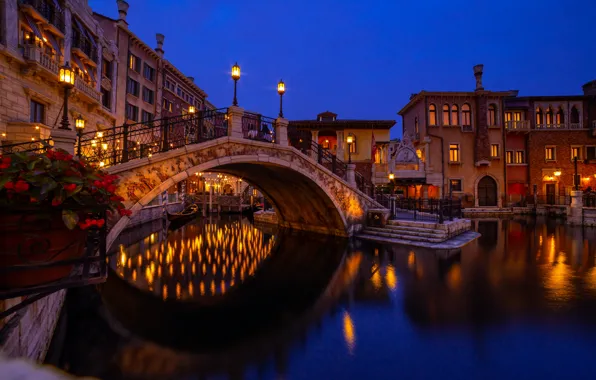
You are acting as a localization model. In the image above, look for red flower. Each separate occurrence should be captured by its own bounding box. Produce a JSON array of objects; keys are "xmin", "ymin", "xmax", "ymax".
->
[
  {"xmin": 96, "ymin": 219, "xmax": 105, "ymax": 228},
  {"xmin": 93, "ymin": 180, "xmax": 104, "ymax": 188},
  {"xmin": 110, "ymin": 195, "xmax": 124, "ymax": 202},
  {"xmin": 14, "ymin": 180, "xmax": 29, "ymax": 193},
  {"xmin": 4, "ymin": 181, "xmax": 14, "ymax": 190},
  {"xmin": 119, "ymin": 209, "xmax": 132, "ymax": 216},
  {"xmin": 64, "ymin": 183, "xmax": 77, "ymax": 192},
  {"xmin": 0, "ymin": 156, "xmax": 10, "ymax": 169},
  {"xmin": 106, "ymin": 184, "xmax": 116, "ymax": 193},
  {"xmin": 51, "ymin": 198, "xmax": 63, "ymax": 206},
  {"xmin": 30, "ymin": 197, "xmax": 38, "ymax": 203}
]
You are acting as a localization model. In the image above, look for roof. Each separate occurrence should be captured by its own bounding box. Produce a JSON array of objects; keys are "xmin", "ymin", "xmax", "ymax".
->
[
  {"xmin": 289, "ymin": 119, "xmax": 396, "ymax": 130},
  {"xmin": 398, "ymin": 90, "xmax": 518, "ymax": 115},
  {"xmin": 163, "ymin": 60, "xmax": 207, "ymax": 98},
  {"xmin": 505, "ymin": 95, "xmax": 586, "ymax": 102},
  {"xmin": 94, "ymin": 12, "xmax": 161, "ymax": 60}
]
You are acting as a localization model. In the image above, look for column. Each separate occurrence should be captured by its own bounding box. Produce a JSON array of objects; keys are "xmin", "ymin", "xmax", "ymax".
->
[
  {"xmin": 3, "ymin": 0, "xmax": 19, "ymax": 53},
  {"xmin": 63, "ymin": 5, "xmax": 72, "ymax": 65},
  {"xmin": 346, "ymin": 163, "xmax": 356, "ymax": 187},
  {"xmin": 227, "ymin": 106, "xmax": 244, "ymax": 138},
  {"xmin": 422, "ymin": 184, "xmax": 429, "ymax": 200},
  {"xmin": 95, "ymin": 41, "xmax": 103, "ymax": 93},
  {"xmin": 567, "ymin": 190, "xmax": 583, "ymax": 225},
  {"xmin": 275, "ymin": 117, "xmax": 288, "ymax": 146},
  {"xmin": 310, "ymin": 130, "xmax": 319, "ymax": 160},
  {"xmin": 50, "ymin": 129, "xmax": 77, "ymax": 154},
  {"xmin": 110, "ymin": 51, "xmax": 118, "ymax": 115},
  {"xmin": 336, "ymin": 131, "xmax": 345, "ymax": 161}
]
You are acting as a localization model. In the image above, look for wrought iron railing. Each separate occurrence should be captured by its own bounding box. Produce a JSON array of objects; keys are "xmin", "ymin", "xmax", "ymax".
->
[
  {"xmin": 390, "ymin": 198, "xmax": 462, "ymax": 224},
  {"xmin": 535, "ymin": 195, "xmax": 569, "ymax": 206},
  {"xmin": 78, "ymin": 109, "xmax": 227, "ymax": 167},
  {"xmin": 0, "ymin": 139, "xmax": 52, "ymax": 154},
  {"xmin": 19, "ymin": 0, "xmax": 65, "ymax": 33},
  {"xmin": 505, "ymin": 120, "xmax": 530, "ymax": 130},
  {"xmin": 584, "ymin": 193, "xmax": 596, "ymax": 207},
  {"xmin": 72, "ymin": 36, "xmax": 97, "ymax": 62},
  {"xmin": 242, "ymin": 112, "xmax": 276, "ymax": 143}
]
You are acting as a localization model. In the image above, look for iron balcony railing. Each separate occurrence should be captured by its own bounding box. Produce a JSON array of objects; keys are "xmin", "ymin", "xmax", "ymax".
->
[
  {"xmin": 461, "ymin": 125, "xmax": 473, "ymax": 132},
  {"xmin": 584, "ymin": 193, "xmax": 596, "ymax": 208},
  {"xmin": 242, "ymin": 112, "xmax": 276, "ymax": 143},
  {"xmin": 389, "ymin": 197, "xmax": 463, "ymax": 224},
  {"xmin": 19, "ymin": 0, "xmax": 65, "ymax": 33},
  {"xmin": 78, "ymin": 109, "xmax": 228, "ymax": 167},
  {"xmin": 0, "ymin": 138, "xmax": 52, "ymax": 154},
  {"xmin": 72, "ymin": 36, "xmax": 98, "ymax": 62},
  {"xmin": 506, "ymin": 120, "xmax": 530, "ymax": 130},
  {"xmin": 535, "ymin": 195, "xmax": 570, "ymax": 206}
]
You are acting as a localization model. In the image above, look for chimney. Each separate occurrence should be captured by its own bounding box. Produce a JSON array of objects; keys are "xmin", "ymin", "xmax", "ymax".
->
[
  {"xmin": 187, "ymin": 76, "xmax": 194, "ymax": 83},
  {"xmin": 116, "ymin": 0, "xmax": 129, "ymax": 24},
  {"xmin": 582, "ymin": 80, "xmax": 596, "ymax": 96},
  {"xmin": 155, "ymin": 33, "xmax": 165, "ymax": 57},
  {"xmin": 473, "ymin": 64, "xmax": 484, "ymax": 91}
]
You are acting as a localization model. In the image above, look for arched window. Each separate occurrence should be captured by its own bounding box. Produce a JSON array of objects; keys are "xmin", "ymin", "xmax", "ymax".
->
[
  {"xmin": 545, "ymin": 107, "xmax": 553, "ymax": 125},
  {"xmin": 570, "ymin": 106, "xmax": 580, "ymax": 124},
  {"xmin": 443, "ymin": 104, "xmax": 450, "ymax": 125},
  {"xmin": 462, "ymin": 104, "xmax": 471, "ymax": 126},
  {"xmin": 488, "ymin": 104, "xmax": 497, "ymax": 126},
  {"xmin": 536, "ymin": 107, "xmax": 543, "ymax": 125},
  {"xmin": 451, "ymin": 104, "xmax": 459, "ymax": 125},
  {"xmin": 428, "ymin": 104, "xmax": 437, "ymax": 126},
  {"xmin": 556, "ymin": 107, "xmax": 565, "ymax": 125}
]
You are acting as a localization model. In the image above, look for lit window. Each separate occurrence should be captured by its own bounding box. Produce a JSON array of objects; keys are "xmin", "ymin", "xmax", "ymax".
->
[
  {"xmin": 536, "ymin": 107, "xmax": 543, "ymax": 125},
  {"xmin": 506, "ymin": 151, "xmax": 513, "ymax": 164},
  {"xmin": 556, "ymin": 107, "xmax": 564, "ymax": 125},
  {"xmin": 443, "ymin": 104, "xmax": 450, "ymax": 125},
  {"xmin": 128, "ymin": 54, "xmax": 141, "ymax": 72},
  {"xmin": 545, "ymin": 146, "xmax": 556, "ymax": 161},
  {"xmin": 491, "ymin": 144, "xmax": 499, "ymax": 158},
  {"xmin": 349, "ymin": 135, "xmax": 356, "ymax": 153},
  {"xmin": 504, "ymin": 112, "xmax": 512, "ymax": 122},
  {"xmin": 428, "ymin": 104, "xmax": 437, "ymax": 126},
  {"xmin": 461, "ymin": 104, "xmax": 471, "ymax": 126},
  {"xmin": 515, "ymin": 151, "xmax": 525, "ymax": 164},
  {"xmin": 449, "ymin": 144, "xmax": 460, "ymax": 162},
  {"xmin": 449, "ymin": 179, "xmax": 462, "ymax": 192},
  {"xmin": 545, "ymin": 107, "xmax": 553, "ymax": 125},
  {"xmin": 488, "ymin": 104, "xmax": 497, "ymax": 126},
  {"xmin": 514, "ymin": 112, "xmax": 522, "ymax": 121},
  {"xmin": 450, "ymin": 104, "xmax": 459, "ymax": 125},
  {"xmin": 571, "ymin": 146, "xmax": 582, "ymax": 160}
]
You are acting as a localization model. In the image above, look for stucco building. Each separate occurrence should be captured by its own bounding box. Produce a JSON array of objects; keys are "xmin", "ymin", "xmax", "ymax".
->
[
  {"xmin": 398, "ymin": 65, "xmax": 515, "ymax": 207},
  {"xmin": 0, "ymin": 0, "xmax": 118, "ymax": 144},
  {"xmin": 289, "ymin": 111, "xmax": 395, "ymax": 186}
]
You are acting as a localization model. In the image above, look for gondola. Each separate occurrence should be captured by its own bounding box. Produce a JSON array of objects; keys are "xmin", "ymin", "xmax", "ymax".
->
[{"xmin": 167, "ymin": 204, "xmax": 199, "ymax": 223}]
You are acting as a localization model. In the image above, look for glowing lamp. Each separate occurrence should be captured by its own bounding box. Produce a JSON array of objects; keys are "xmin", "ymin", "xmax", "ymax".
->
[
  {"xmin": 389, "ymin": 173, "xmax": 395, "ymax": 180},
  {"xmin": 346, "ymin": 135, "xmax": 354, "ymax": 144},
  {"xmin": 554, "ymin": 171, "xmax": 561, "ymax": 177},
  {"xmin": 188, "ymin": 105, "xmax": 196, "ymax": 114},
  {"xmin": 231, "ymin": 63, "xmax": 241, "ymax": 80},
  {"xmin": 59, "ymin": 63, "xmax": 75, "ymax": 87},
  {"xmin": 75, "ymin": 115, "xmax": 85, "ymax": 131},
  {"xmin": 277, "ymin": 80, "xmax": 285, "ymax": 95}
]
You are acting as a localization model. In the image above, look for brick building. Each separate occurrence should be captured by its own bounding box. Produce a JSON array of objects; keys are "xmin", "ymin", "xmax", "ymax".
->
[
  {"xmin": 398, "ymin": 65, "xmax": 515, "ymax": 207},
  {"xmin": 0, "ymin": 0, "xmax": 118, "ymax": 143},
  {"xmin": 504, "ymin": 82, "xmax": 596, "ymax": 204}
]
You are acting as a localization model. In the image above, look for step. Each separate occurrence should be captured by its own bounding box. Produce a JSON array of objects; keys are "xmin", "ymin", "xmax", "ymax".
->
[
  {"xmin": 386, "ymin": 220, "xmax": 444, "ymax": 229},
  {"xmin": 365, "ymin": 226, "xmax": 447, "ymax": 239},
  {"xmin": 362, "ymin": 229, "xmax": 446, "ymax": 243},
  {"xmin": 380, "ymin": 224, "xmax": 448, "ymax": 236}
]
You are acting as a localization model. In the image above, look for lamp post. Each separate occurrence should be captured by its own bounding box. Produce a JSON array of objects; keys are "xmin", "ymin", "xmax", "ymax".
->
[
  {"xmin": 277, "ymin": 79, "xmax": 285, "ymax": 118},
  {"xmin": 231, "ymin": 62, "xmax": 240, "ymax": 106},
  {"xmin": 58, "ymin": 63, "xmax": 75, "ymax": 130},
  {"xmin": 75, "ymin": 115, "xmax": 85, "ymax": 157},
  {"xmin": 346, "ymin": 134, "xmax": 353, "ymax": 164},
  {"xmin": 388, "ymin": 173, "xmax": 395, "ymax": 195},
  {"xmin": 574, "ymin": 156, "xmax": 579, "ymax": 191}
]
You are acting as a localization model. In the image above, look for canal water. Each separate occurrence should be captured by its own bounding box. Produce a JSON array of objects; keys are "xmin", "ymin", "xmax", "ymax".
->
[{"xmin": 58, "ymin": 216, "xmax": 596, "ymax": 379}]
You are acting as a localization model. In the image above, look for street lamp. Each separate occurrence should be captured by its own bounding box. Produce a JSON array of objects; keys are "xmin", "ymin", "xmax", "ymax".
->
[
  {"xmin": 277, "ymin": 79, "xmax": 285, "ymax": 118},
  {"xmin": 188, "ymin": 105, "xmax": 196, "ymax": 114},
  {"xmin": 58, "ymin": 62, "xmax": 75, "ymax": 130},
  {"xmin": 388, "ymin": 173, "xmax": 395, "ymax": 195},
  {"xmin": 574, "ymin": 156, "xmax": 580, "ymax": 191},
  {"xmin": 75, "ymin": 115, "xmax": 85, "ymax": 157},
  {"xmin": 346, "ymin": 134, "xmax": 354, "ymax": 163},
  {"xmin": 231, "ymin": 62, "xmax": 240, "ymax": 106}
]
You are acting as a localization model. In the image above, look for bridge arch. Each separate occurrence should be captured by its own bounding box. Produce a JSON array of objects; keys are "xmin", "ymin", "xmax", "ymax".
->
[{"xmin": 107, "ymin": 138, "xmax": 380, "ymax": 249}]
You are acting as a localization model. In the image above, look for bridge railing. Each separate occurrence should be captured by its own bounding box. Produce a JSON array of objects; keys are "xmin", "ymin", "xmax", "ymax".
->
[
  {"xmin": 0, "ymin": 139, "xmax": 53, "ymax": 154},
  {"xmin": 79, "ymin": 109, "xmax": 228, "ymax": 167},
  {"xmin": 242, "ymin": 112, "xmax": 276, "ymax": 143}
]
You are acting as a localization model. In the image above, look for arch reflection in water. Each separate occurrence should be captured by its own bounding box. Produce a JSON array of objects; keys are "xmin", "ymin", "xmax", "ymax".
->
[{"xmin": 114, "ymin": 221, "xmax": 276, "ymax": 300}]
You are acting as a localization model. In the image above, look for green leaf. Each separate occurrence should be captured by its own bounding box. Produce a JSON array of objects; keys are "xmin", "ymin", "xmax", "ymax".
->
[
  {"xmin": 62, "ymin": 209, "xmax": 79, "ymax": 230},
  {"xmin": 27, "ymin": 158, "xmax": 42, "ymax": 170},
  {"xmin": 0, "ymin": 176, "xmax": 12, "ymax": 189},
  {"xmin": 61, "ymin": 176, "xmax": 84, "ymax": 184}
]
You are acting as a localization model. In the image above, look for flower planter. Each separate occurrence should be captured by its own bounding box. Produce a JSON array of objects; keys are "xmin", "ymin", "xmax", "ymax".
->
[{"xmin": 0, "ymin": 209, "xmax": 87, "ymax": 289}]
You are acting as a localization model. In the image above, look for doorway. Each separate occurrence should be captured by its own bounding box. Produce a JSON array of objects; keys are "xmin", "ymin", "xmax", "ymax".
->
[
  {"xmin": 478, "ymin": 176, "xmax": 498, "ymax": 207},
  {"xmin": 545, "ymin": 183, "xmax": 556, "ymax": 205}
]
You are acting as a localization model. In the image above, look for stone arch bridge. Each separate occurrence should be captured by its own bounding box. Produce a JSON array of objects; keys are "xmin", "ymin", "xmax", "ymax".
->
[{"xmin": 105, "ymin": 137, "xmax": 381, "ymax": 249}]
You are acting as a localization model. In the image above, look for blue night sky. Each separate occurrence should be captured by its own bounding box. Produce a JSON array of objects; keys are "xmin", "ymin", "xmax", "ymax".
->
[{"xmin": 90, "ymin": 0, "xmax": 595, "ymax": 139}]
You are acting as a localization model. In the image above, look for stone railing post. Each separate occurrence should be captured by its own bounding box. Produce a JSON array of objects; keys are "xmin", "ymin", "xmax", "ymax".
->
[
  {"xmin": 227, "ymin": 106, "xmax": 244, "ymax": 138},
  {"xmin": 346, "ymin": 163, "xmax": 357, "ymax": 187},
  {"xmin": 567, "ymin": 190, "xmax": 583, "ymax": 225},
  {"xmin": 275, "ymin": 117, "xmax": 288, "ymax": 146},
  {"xmin": 50, "ymin": 129, "xmax": 77, "ymax": 155}
]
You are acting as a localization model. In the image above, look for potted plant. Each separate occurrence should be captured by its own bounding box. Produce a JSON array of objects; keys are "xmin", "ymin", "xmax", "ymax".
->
[{"xmin": 0, "ymin": 148, "xmax": 132, "ymax": 289}]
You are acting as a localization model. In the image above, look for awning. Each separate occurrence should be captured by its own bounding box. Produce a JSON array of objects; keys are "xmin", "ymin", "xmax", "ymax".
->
[
  {"xmin": 71, "ymin": 54, "xmax": 87, "ymax": 74},
  {"xmin": 73, "ymin": 17, "xmax": 97, "ymax": 49},
  {"xmin": 88, "ymin": 66, "xmax": 97, "ymax": 83},
  {"xmin": 43, "ymin": 31, "xmax": 62, "ymax": 56},
  {"xmin": 23, "ymin": 14, "xmax": 44, "ymax": 41}
]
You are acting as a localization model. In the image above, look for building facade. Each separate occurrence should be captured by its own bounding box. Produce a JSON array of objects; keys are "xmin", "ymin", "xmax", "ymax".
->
[
  {"xmin": 398, "ymin": 65, "xmax": 514, "ymax": 207},
  {"xmin": 289, "ymin": 111, "xmax": 395, "ymax": 186},
  {"xmin": 0, "ymin": 0, "xmax": 118, "ymax": 144}
]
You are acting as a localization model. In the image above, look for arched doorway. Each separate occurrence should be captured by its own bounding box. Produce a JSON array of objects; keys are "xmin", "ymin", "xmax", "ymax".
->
[{"xmin": 478, "ymin": 176, "xmax": 497, "ymax": 206}]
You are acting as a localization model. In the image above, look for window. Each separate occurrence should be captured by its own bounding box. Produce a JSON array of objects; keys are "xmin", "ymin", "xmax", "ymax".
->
[
  {"xmin": 322, "ymin": 139, "xmax": 330, "ymax": 149},
  {"xmin": 462, "ymin": 104, "xmax": 471, "ymax": 126},
  {"xmin": 556, "ymin": 107, "xmax": 564, "ymax": 125},
  {"xmin": 162, "ymin": 98, "xmax": 172, "ymax": 111},
  {"xmin": 30, "ymin": 100, "xmax": 45, "ymax": 123},
  {"xmin": 443, "ymin": 104, "xmax": 450, "ymax": 125},
  {"xmin": 545, "ymin": 107, "xmax": 553, "ymax": 125},
  {"xmin": 428, "ymin": 104, "xmax": 437, "ymax": 126},
  {"xmin": 414, "ymin": 117, "xmax": 419, "ymax": 135},
  {"xmin": 126, "ymin": 77, "xmax": 140, "ymax": 96},
  {"xmin": 101, "ymin": 87, "xmax": 111, "ymax": 109},
  {"xmin": 143, "ymin": 63, "xmax": 155, "ymax": 82},
  {"xmin": 491, "ymin": 144, "xmax": 499, "ymax": 158},
  {"xmin": 571, "ymin": 106, "xmax": 580, "ymax": 124},
  {"xmin": 141, "ymin": 110, "xmax": 154, "ymax": 123},
  {"xmin": 142, "ymin": 86, "xmax": 154, "ymax": 104},
  {"xmin": 125, "ymin": 102, "xmax": 138, "ymax": 121},
  {"xmin": 536, "ymin": 107, "xmax": 543, "ymax": 125},
  {"xmin": 177, "ymin": 87, "xmax": 182, "ymax": 97},
  {"xmin": 449, "ymin": 179, "xmax": 462, "ymax": 192},
  {"xmin": 102, "ymin": 59, "xmax": 112, "ymax": 78},
  {"xmin": 587, "ymin": 146, "xmax": 596, "ymax": 161},
  {"xmin": 504, "ymin": 112, "xmax": 512, "ymax": 123},
  {"xmin": 128, "ymin": 53, "xmax": 141, "ymax": 72},
  {"xmin": 513, "ymin": 111, "xmax": 522, "ymax": 121},
  {"xmin": 488, "ymin": 104, "xmax": 497, "ymax": 126},
  {"xmin": 545, "ymin": 146, "xmax": 556, "ymax": 161},
  {"xmin": 571, "ymin": 146, "xmax": 582, "ymax": 160},
  {"xmin": 515, "ymin": 151, "xmax": 525, "ymax": 164},
  {"xmin": 451, "ymin": 104, "xmax": 459, "ymax": 125},
  {"xmin": 348, "ymin": 135, "xmax": 356, "ymax": 153},
  {"xmin": 506, "ymin": 151, "xmax": 513, "ymax": 164},
  {"xmin": 449, "ymin": 144, "xmax": 460, "ymax": 162}
]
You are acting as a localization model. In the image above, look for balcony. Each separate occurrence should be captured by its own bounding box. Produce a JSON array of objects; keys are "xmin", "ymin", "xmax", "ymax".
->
[
  {"xmin": 72, "ymin": 36, "xmax": 98, "ymax": 64},
  {"xmin": 22, "ymin": 44, "xmax": 59, "ymax": 77},
  {"xmin": 506, "ymin": 120, "xmax": 530, "ymax": 131},
  {"xmin": 75, "ymin": 76, "xmax": 100, "ymax": 103},
  {"xmin": 461, "ymin": 125, "xmax": 473, "ymax": 132},
  {"xmin": 19, "ymin": 0, "xmax": 65, "ymax": 35},
  {"xmin": 536, "ymin": 123, "xmax": 584, "ymax": 130}
]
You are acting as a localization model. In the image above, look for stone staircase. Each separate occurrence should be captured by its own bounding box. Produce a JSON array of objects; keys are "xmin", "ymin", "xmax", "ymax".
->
[{"xmin": 358, "ymin": 219, "xmax": 472, "ymax": 247}]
